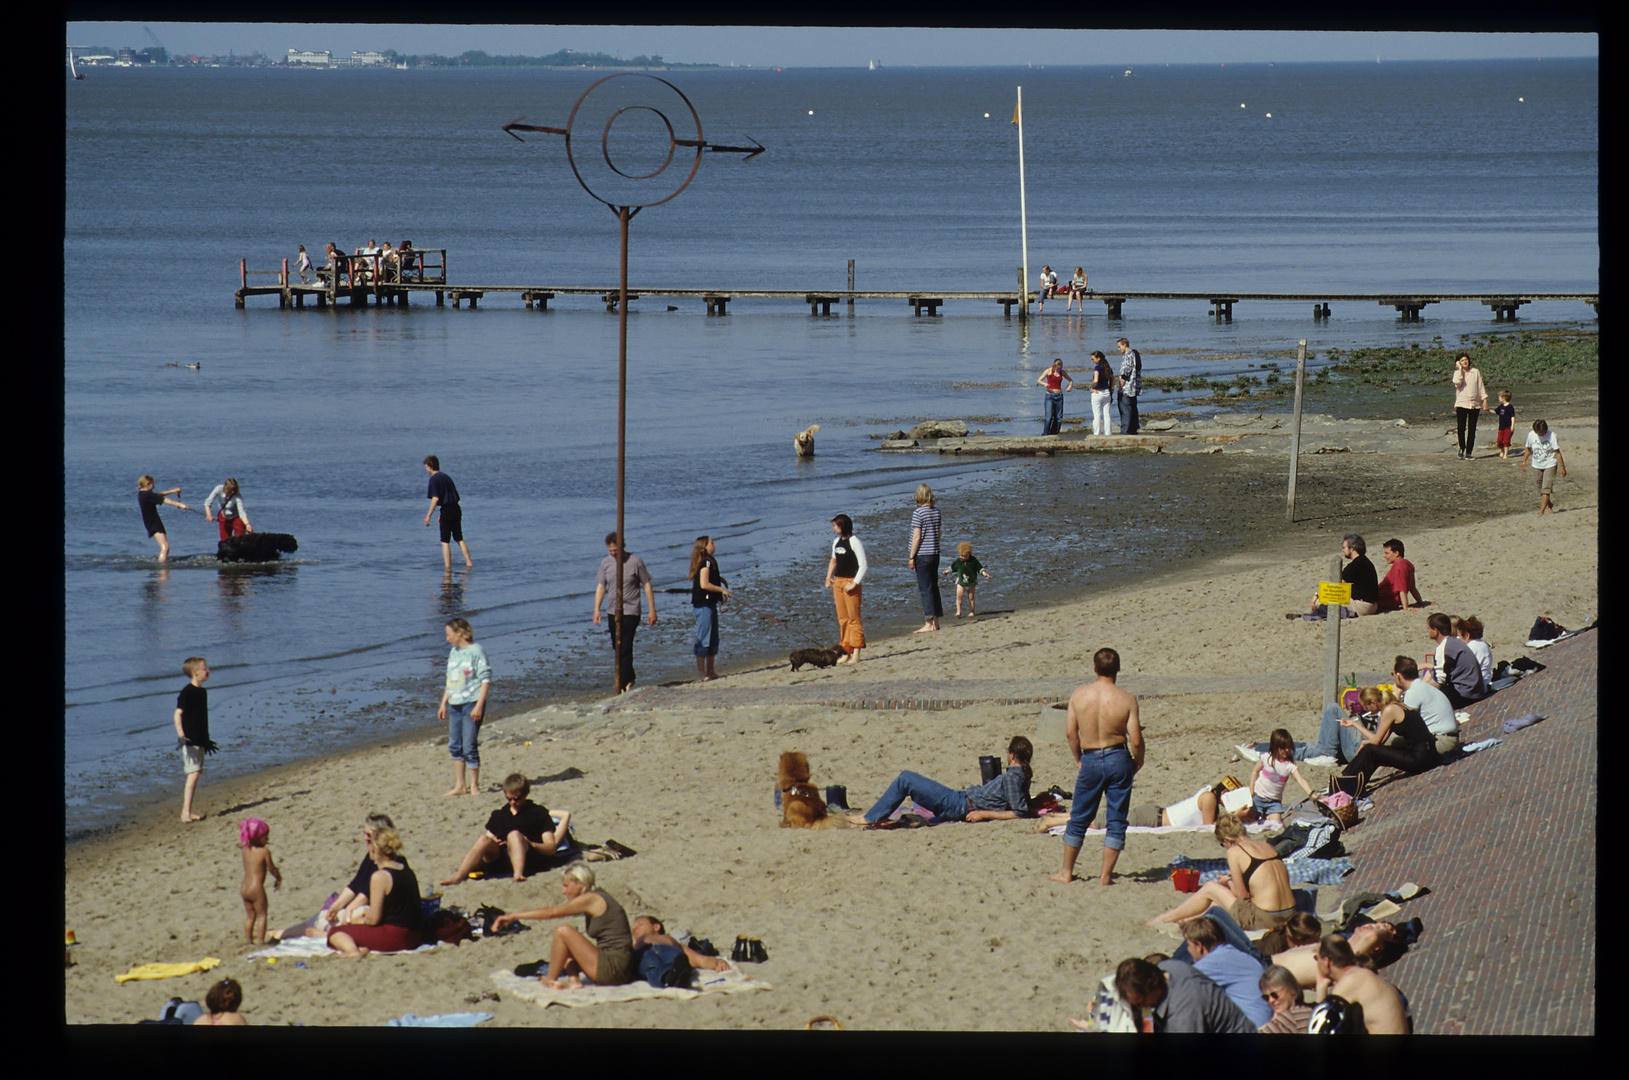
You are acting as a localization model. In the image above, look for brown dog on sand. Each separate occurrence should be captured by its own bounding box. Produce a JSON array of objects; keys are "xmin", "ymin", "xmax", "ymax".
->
[
  {"xmin": 790, "ymin": 646, "xmax": 845, "ymax": 672},
  {"xmin": 794, "ymin": 424, "xmax": 822, "ymax": 457},
  {"xmin": 778, "ymin": 752, "xmax": 847, "ymax": 829}
]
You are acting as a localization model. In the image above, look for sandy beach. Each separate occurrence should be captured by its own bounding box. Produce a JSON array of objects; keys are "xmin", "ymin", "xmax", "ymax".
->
[{"xmin": 65, "ymin": 400, "xmax": 1597, "ymax": 1031}]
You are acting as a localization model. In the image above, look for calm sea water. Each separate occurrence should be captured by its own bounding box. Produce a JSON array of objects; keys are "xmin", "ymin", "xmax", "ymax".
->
[{"xmin": 63, "ymin": 60, "xmax": 1597, "ymax": 838}]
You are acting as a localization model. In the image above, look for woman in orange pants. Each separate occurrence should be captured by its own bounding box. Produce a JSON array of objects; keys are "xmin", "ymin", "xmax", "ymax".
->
[{"xmin": 823, "ymin": 513, "xmax": 867, "ymax": 664}]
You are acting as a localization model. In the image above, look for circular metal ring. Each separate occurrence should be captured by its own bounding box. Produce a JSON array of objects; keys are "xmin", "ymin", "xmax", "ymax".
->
[
  {"xmin": 564, "ymin": 74, "xmax": 703, "ymax": 209},
  {"xmin": 601, "ymin": 106, "xmax": 677, "ymax": 181}
]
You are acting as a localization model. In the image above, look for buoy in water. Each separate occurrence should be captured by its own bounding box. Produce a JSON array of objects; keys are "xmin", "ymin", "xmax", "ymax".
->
[{"xmin": 218, "ymin": 532, "xmax": 298, "ymax": 563}]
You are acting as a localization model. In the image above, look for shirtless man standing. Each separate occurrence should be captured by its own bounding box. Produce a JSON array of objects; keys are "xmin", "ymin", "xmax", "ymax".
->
[
  {"xmin": 1050, "ymin": 647, "xmax": 1144, "ymax": 885},
  {"xmin": 1314, "ymin": 934, "xmax": 1410, "ymax": 1034}
]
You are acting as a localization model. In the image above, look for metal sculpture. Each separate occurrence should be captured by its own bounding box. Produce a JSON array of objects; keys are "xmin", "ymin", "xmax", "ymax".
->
[{"xmin": 504, "ymin": 74, "xmax": 761, "ymax": 693}]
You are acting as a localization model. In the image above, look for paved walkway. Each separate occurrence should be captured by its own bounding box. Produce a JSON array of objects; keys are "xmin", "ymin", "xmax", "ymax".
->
[
  {"xmin": 600, "ymin": 670, "xmax": 1324, "ymax": 714},
  {"xmin": 1335, "ymin": 628, "xmax": 1596, "ymax": 1035}
]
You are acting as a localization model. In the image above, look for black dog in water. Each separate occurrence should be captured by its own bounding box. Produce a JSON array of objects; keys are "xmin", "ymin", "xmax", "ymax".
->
[
  {"xmin": 217, "ymin": 533, "xmax": 299, "ymax": 563},
  {"xmin": 789, "ymin": 646, "xmax": 845, "ymax": 672}
]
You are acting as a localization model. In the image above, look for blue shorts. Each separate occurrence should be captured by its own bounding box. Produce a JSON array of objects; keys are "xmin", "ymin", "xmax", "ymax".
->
[{"xmin": 1252, "ymin": 793, "xmax": 1283, "ymax": 817}]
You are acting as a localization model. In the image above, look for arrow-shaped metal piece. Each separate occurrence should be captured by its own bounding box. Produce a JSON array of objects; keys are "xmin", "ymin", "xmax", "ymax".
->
[
  {"xmin": 503, "ymin": 116, "xmax": 569, "ymax": 141},
  {"xmin": 676, "ymin": 135, "xmax": 765, "ymax": 161}
]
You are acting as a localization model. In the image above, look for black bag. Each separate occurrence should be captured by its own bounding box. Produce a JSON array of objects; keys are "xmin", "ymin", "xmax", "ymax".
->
[{"xmin": 1528, "ymin": 616, "xmax": 1566, "ymax": 641}]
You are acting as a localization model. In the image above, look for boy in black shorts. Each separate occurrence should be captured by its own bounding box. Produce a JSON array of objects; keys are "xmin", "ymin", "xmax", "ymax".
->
[
  {"xmin": 423, "ymin": 455, "xmax": 473, "ymax": 570},
  {"xmin": 173, "ymin": 657, "xmax": 212, "ymax": 822}
]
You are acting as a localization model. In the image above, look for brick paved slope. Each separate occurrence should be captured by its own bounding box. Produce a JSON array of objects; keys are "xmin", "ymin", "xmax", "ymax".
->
[{"xmin": 1335, "ymin": 629, "xmax": 1596, "ymax": 1035}]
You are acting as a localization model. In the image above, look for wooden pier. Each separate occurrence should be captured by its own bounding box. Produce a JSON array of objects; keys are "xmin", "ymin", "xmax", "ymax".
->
[{"xmin": 236, "ymin": 254, "xmax": 1598, "ymax": 322}]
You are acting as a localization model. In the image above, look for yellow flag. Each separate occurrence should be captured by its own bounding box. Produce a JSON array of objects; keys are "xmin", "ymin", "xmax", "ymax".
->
[{"xmin": 1012, "ymin": 99, "xmax": 1020, "ymax": 124}]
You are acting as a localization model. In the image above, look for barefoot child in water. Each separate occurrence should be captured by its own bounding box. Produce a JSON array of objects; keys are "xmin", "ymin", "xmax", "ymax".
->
[{"xmin": 239, "ymin": 818, "xmax": 282, "ymax": 944}]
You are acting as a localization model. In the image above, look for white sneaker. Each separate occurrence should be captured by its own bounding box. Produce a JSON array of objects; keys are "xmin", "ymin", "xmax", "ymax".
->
[
  {"xmin": 1235, "ymin": 744, "xmax": 1260, "ymax": 760},
  {"xmin": 1302, "ymin": 755, "xmax": 1338, "ymax": 768}
]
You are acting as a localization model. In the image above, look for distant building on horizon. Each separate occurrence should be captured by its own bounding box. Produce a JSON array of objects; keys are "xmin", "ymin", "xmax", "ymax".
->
[{"xmin": 286, "ymin": 48, "xmax": 392, "ymax": 68}]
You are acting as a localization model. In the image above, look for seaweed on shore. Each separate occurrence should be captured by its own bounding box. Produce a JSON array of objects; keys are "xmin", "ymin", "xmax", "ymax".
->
[{"xmin": 1327, "ymin": 328, "xmax": 1597, "ymax": 388}]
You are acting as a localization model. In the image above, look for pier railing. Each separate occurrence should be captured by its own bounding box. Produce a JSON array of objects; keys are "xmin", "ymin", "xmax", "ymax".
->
[
  {"xmin": 235, "ymin": 255, "xmax": 1598, "ymax": 321},
  {"xmin": 235, "ymin": 249, "xmax": 448, "ymax": 309}
]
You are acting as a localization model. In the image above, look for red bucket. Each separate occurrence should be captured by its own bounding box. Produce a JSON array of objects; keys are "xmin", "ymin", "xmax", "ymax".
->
[{"xmin": 1171, "ymin": 868, "xmax": 1200, "ymax": 893}]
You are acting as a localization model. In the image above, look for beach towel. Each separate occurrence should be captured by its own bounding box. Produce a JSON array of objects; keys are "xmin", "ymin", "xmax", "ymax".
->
[
  {"xmin": 114, "ymin": 958, "xmax": 221, "ymax": 983},
  {"xmin": 1170, "ymin": 851, "xmax": 1354, "ymax": 887},
  {"xmin": 490, "ymin": 963, "xmax": 772, "ymax": 1008},
  {"xmin": 247, "ymin": 934, "xmax": 438, "ymax": 961},
  {"xmin": 386, "ymin": 1012, "xmax": 493, "ymax": 1027},
  {"xmin": 1503, "ymin": 712, "xmax": 1548, "ymax": 733},
  {"xmin": 1045, "ymin": 820, "xmax": 1271, "ymax": 838}
]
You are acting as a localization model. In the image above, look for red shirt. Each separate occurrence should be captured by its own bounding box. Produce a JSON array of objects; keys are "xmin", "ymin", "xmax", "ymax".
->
[{"xmin": 1377, "ymin": 557, "xmax": 1418, "ymax": 612}]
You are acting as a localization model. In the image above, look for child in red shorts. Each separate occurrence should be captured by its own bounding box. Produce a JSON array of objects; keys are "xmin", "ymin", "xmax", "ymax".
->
[{"xmin": 1494, "ymin": 390, "xmax": 1516, "ymax": 459}]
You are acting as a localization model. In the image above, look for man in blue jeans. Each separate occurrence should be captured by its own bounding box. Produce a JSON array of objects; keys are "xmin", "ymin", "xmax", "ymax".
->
[{"xmin": 1051, "ymin": 648, "xmax": 1145, "ymax": 886}]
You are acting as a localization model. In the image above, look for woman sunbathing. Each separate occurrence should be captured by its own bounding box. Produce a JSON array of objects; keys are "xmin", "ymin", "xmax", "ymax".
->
[
  {"xmin": 491, "ymin": 864, "xmax": 637, "ymax": 989},
  {"xmin": 1034, "ymin": 775, "xmax": 1258, "ymax": 833},
  {"xmin": 1146, "ymin": 812, "xmax": 1297, "ymax": 930},
  {"xmin": 1267, "ymin": 921, "xmax": 1406, "ymax": 988},
  {"xmin": 847, "ymin": 736, "xmax": 1033, "ymax": 826}
]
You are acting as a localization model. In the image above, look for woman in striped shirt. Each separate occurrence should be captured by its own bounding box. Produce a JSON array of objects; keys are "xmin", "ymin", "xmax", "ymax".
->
[{"xmin": 909, "ymin": 483, "xmax": 943, "ymax": 633}]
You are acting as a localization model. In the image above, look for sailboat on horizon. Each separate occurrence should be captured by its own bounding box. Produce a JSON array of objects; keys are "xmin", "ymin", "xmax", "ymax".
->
[{"xmin": 68, "ymin": 47, "xmax": 85, "ymax": 80}]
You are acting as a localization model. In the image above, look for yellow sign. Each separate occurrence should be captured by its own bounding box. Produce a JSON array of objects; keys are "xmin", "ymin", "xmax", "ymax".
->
[{"xmin": 1318, "ymin": 581, "xmax": 1352, "ymax": 606}]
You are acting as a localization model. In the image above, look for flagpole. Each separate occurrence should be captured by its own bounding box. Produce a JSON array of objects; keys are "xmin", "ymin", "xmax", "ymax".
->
[{"xmin": 1015, "ymin": 86, "xmax": 1029, "ymax": 321}]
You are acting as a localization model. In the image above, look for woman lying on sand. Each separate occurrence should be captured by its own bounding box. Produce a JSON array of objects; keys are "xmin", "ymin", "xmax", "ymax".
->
[
  {"xmin": 491, "ymin": 864, "xmax": 637, "ymax": 990},
  {"xmin": 847, "ymin": 736, "xmax": 1032, "ymax": 826},
  {"xmin": 1146, "ymin": 812, "xmax": 1296, "ymax": 930},
  {"xmin": 1268, "ymin": 921, "xmax": 1407, "ymax": 988},
  {"xmin": 1033, "ymin": 775, "xmax": 1258, "ymax": 833}
]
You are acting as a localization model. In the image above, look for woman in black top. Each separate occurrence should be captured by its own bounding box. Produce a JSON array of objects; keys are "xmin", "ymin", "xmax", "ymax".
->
[
  {"xmin": 327, "ymin": 826, "xmax": 424, "ymax": 956},
  {"xmin": 1334, "ymin": 693, "xmax": 1440, "ymax": 797},
  {"xmin": 690, "ymin": 535, "xmax": 730, "ymax": 682}
]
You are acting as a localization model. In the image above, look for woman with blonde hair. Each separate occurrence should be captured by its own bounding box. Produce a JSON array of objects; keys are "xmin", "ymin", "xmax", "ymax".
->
[
  {"xmin": 1146, "ymin": 812, "xmax": 1297, "ymax": 930},
  {"xmin": 491, "ymin": 864, "xmax": 638, "ymax": 990},
  {"xmin": 1065, "ymin": 266, "xmax": 1089, "ymax": 311},
  {"xmin": 908, "ymin": 484, "xmax": 943, "ymax": 633},
  {"xmin": 326, "ymin": 825, "xmax": 424, "ymax": 957}
]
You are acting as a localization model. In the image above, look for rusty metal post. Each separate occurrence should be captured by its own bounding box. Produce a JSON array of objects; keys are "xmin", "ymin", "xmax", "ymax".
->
[
  {"xmin": 503, "ymin": 75, "xmax": 761, "ymax": 695},
  {"xmin": 1287, "ymin": 339, "xmax": 1307, "ymax": 522},
  {"xmin": 613, "ymin": 204, "xmax": 631, "ymax": 691}
]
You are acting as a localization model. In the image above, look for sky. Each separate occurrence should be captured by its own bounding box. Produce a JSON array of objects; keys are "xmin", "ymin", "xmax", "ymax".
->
[{"xmin": 63, "ymin": 22, "xmax": 1598, "ymax": 68}]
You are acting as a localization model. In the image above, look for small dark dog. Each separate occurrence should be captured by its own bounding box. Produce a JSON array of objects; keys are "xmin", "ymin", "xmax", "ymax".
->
[{"xmin": 789, "ymin": 645, "xmax": 845, "ymax": 672}]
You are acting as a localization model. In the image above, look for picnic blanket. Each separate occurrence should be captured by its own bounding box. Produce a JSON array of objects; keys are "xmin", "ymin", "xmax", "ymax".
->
[
  {"xmin": 490, "ymin": 963, "xmax": 772, "ymax": 1008},
  {"xmin": 248, "ymin": 933, "xmax": 438, "ymax": 961},
  {"xmin": 1170, "ymin": 850, "xmax": 1355, "ymax": 887},
  {"xmin": 114, "ymin": 957, "xmax": 220, "ymax": 983},
  {"xmin": 386, "ymin": 1012, "xmax": 493, "ymax": 1027},
  {"xmin": 1044, "ymin": 821, "xmax": 1271, "ymax": 837}
]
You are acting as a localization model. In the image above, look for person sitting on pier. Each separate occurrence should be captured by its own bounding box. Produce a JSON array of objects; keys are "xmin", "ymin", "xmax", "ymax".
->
[
  {"xmin": 1036, "ymin": 265, "xmax": 1059, "ymax": 312},
  {"xmin": 319, "ymin": 243, "xmax": 348, "ymax": 287},
  {"xmin": 1066, "ymin": 266, "xmax": 1089, "ymax": 312},
  {"xmin": 354, "ymin": 240, "xmax": 378, "ymax": 284},
  {"xmin": 397, "ymin": 240, "xmax": 417, "ymax": 279},
  {"xmin": 379, "ymin": 241, "xmax": 398, "ymax": 283}
]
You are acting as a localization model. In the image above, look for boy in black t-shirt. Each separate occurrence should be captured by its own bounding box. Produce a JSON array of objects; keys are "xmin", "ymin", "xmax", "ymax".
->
[{"xmin": 173, "ymin": 656, "xmax": 211, "ymax": 822}]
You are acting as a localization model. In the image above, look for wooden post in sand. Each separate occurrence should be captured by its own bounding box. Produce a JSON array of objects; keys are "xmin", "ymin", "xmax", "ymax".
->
[
  {"xmin": 1324, "ymin": 555, "xmax": 1343, "ymax": 706},
  {"xmin": 1286, "ymin": 340, "xmax": 1307, "ymax": 522}
]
